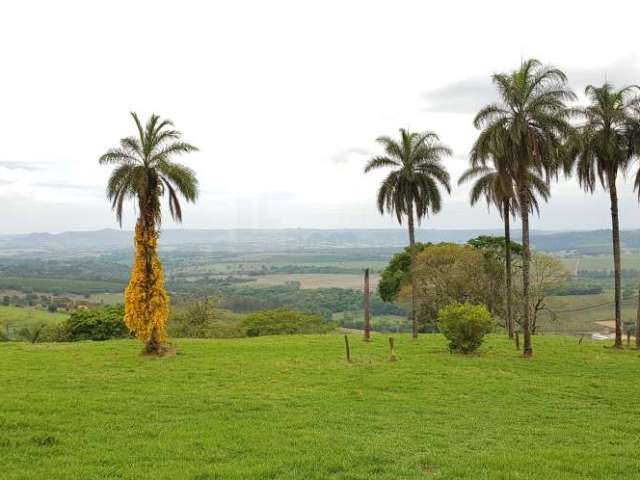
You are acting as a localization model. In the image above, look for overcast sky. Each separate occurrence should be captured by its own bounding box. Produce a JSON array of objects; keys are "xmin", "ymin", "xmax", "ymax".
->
[{"xmin": 2, "ymin": 0, "xmax": 640, "ymax": 234}]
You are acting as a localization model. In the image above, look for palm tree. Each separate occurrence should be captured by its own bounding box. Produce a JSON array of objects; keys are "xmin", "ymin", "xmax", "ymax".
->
[
  {"xmin": 473, "ymin": 59, "xmax": 574, "ymax": 357},
  {"xmin": 459, "ymin": 154, "xmax": 550, "ymax": 339},
  {"xmin": 365, "ymin": 128, "xmax": 452, "ymax": 338},
  {"xmin": 99, "ymin": 112, "xmax": 198, "ymax": 354},
  {"xmin": 571, "ymin": 83, "xmax": 640, "ymax": 349}
]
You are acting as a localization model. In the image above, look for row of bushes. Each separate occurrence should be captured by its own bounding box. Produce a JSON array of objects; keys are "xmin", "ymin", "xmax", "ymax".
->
[
  {"xmin": 2, "ymin": 303, "xmax": 336, "ymax": 343},
  {"xmin": 3, "ymin": 301, "xmax": 496, "ymax": 354}
]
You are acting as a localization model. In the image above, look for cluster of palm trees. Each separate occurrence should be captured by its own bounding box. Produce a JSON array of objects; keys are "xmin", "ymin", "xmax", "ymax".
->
[{"xmin": 366, "ymin": 58, "xmax": 640, "ymax": 357}]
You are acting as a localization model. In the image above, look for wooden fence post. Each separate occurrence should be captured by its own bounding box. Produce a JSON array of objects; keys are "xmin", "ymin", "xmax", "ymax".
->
[
  {"xmin": 363, "ymin": 268, "xmax": 371, "ymax": 342},
  {"xmin": 344, "ymin": 334, "xmax": 352, "ymax": 363},
  {"xmin": 389, "ymin": 337, "xmax": 397, "ymax": 362}
]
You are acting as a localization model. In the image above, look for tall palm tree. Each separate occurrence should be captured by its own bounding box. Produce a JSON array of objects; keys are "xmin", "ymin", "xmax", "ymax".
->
[
  {"xmin": 99, "ymin": 112, "xmax": 198, "ymax": 354},
  {"xmin": 571, "ymin": 83, "xmax": 640, "ymax": 349},
  {"xmin": 458, "ymin": 154, "xmax": 550, "ymax": 339},
  {"xmin": 473, "ymin": 59, "xmax": 574, "ymax": 357},
  {"xmin": 365, "ymin": 128, "xmax": 452, "ymax": 338}
]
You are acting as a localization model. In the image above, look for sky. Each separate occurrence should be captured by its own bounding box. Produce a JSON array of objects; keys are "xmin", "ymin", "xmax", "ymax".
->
[{"xmin": 1, "ymin": 0, "xmax": 640, "ymax": 234}]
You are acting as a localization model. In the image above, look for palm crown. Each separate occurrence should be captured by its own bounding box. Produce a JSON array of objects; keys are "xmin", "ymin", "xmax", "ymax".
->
[
  {"xmin": 99, "ymin": 112, "xmax": 199, "ymax": 227},
  {"xmin": 364, "ymin": 128, "xmax": 452, "ymax": 224},
  {"xmin": 458, "ymin": 161, "xmax": 549, "ymax": 217},
  {"xmin": 473, "ymin": 59, "xmax": 575, "ymax": 183},
  {"xmin": 571, "ymin": 83, "xmax": 640, "ymax": 192}
]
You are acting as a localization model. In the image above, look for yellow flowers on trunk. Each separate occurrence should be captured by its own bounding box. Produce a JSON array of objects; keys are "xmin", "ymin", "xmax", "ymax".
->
[{"xmin": 124, "ymin": 222, "xmax": 170, "ymax": 352}]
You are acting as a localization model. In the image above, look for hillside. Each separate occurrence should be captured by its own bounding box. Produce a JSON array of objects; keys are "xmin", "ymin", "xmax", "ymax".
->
[
  {"xmin": 2, "ymin": 335, "xmax": 640, "ymax": 479},
  {"xmin": 2, "ymin": 228, "xmax": 640, "ymax": 254}
]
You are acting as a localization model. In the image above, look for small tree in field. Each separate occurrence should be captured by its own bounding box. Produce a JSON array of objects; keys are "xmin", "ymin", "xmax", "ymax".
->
[{"xmin": 437, "ymin": 303, "xmax": 494, "ymax": 353}]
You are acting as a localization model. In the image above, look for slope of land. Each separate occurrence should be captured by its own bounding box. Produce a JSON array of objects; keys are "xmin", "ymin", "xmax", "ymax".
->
[{"xmin": 2, "ymin": 334, "xmax": 640, "ymax": 479}]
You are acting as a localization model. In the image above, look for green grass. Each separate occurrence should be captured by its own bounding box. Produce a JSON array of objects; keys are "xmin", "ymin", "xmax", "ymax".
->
[
  {"xmin": 0, "ymin": 305, "xmax": 68, "ymax": 335},
  {"xmin": 2, "ymin": 334, "xmax": 640, "ymax": 479}
]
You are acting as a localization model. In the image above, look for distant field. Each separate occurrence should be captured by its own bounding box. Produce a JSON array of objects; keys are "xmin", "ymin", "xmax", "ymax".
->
[
  {"xmin": 254, "ymin": 273, "xmax": 380, "ymax": 290},
  {"xmin": 2, "ymin": 335, "xmax": 640, "ymax": 479},
  {"xmin": 0, "ymin": 306, "xmax": 68, "ymax": 334},
  {"xmin": 560, "ymin": 253, "xmax": 640, "ymax": 272}
]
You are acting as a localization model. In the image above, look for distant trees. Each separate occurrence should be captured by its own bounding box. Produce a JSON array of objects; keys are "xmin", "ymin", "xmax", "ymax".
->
[
  {"xmin": 99, "ymin": 112, "xmax": 199, "ymax": 355},
  {"xmin": 472, "ymin": 59, "xmax": 574, "ymax": 357},
  {"xmin": 365, "ymin": 129, "xmax": 451, "ymax": 339},
  {"xmin": 377, "ymin": 242, "xmax": 430, "ymax": 302},
  {"xmin": 569, "ymin": 83, "xmax": 640, "ymax": 348}
]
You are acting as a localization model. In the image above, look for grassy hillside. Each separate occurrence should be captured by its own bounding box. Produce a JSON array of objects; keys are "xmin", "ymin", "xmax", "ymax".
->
[
  {"xmin": 2, "ymin": 335, "xmax": 640, "ymax": 479},
  {"xmin": 0, "ymin": 305, "xmax": 68, "ymax": 335}
]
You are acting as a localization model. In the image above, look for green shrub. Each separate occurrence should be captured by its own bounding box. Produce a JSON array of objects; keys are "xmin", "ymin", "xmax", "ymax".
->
[
  {"xmin": 242, "ymin": 309, "xmax": 334, "ymax": 337},
  {"xmin": 437, "ymin": 303, "xmax": 494, "ymax": 353},
  {"xmin": 62, "ymin": 305, "xmax": 129, "ymax": 341},
  {"xmin": 168, "ymin": 299, "xmax": 246, "ymax": 338}
]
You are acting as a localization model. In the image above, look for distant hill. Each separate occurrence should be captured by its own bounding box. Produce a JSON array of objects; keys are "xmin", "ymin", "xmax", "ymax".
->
[{"xmin": 0, "ymin": 228, "xmax": 637, "ymax": 255}]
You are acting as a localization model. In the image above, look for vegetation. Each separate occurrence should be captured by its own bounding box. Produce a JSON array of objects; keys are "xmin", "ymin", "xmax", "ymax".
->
[
  {"xmin": 365, "ymin": 130, "xmax": 451, "ymax": 339},
  {"xmin": 100, "ymin": 112, "xmax": 199, "ymax": 354},
  {"xmin": 377, "ymin": 242, "xmax": 429, "ymax": 302},
  {"xmin": 569, "ymin": 83, "xmax": 640, "ymax": 348},
  {"xmin": 437, "ymin": 303, "xmax": 494, "ymax": 353},
  {"xmin": 397, "ymin": 243, "xmax": 503, "ymax": 330},
  {"xmin": 472, "ymin": 58, "xmax": 575, "ymax": 356},
  {"xmin": 168, "ymin": 298, "xmax": 245, "ymax": 338},
  {"xmin": 62, "ymin": 305, "xmax": 129, "ymax": 341},
  {"xmin": 3, "ymin": 335, "xmax": 640, "ymax": 479},
  {"xmin": 242, "ymin": 309, "xmax": 333, "ymax": 336}
]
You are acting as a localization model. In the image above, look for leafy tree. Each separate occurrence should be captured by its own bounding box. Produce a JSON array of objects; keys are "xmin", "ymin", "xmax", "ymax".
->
[
  {"xmin": 398, "ymin": 243, "xmax": 504, "ymax": 330},
  {"xmin": 99, "ymin": 112, "xmax": 199, "ymax": 354},
  {"xmin": 364, "ymin": 129, "xmax": 452, "ymax": 339},
  {"xmin": 473, "ymin": 59, "xmax": 574, "ymax": 356},
  {"xmin": 569, "ymin": 83, "xmax": 640, "ymax": 348},
  {"xmin": 377, "ymin": 242, "xmax": 430, "ymax": 302}
]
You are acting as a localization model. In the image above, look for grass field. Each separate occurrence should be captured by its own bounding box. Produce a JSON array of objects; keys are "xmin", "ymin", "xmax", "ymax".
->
[
  {"xmin": 0, "ymin": 305, "xmax": 68, "ymax": 335},
  {"xmin": 2, "ymin": 334, "xmax": 640, "ymax": 479}
]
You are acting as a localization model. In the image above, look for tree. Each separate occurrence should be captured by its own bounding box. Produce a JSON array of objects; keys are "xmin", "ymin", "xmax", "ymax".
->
[
  {"xmin": 398, "ymin": 243, "xmax": 504, "ymax": 330},
  {"xmin": 364, "ymin": 129, "xmax": 452, "ymax": 339},
  {"xmin": 473, "ymin": 59, "xmax": 574, "ymax": 356},
  {"xmin": 570, "ymin": 83, "xmax": 640, "ymax": 348},
  {"xmin": 99, "ymin": 112, "xmax": 199, "ymax": 354},
  {"xmin": 460, "ymin": 160, "xmax": 549, "ymax": 340},
  {"xmin": 512, "ymin": 253, "xmax": 570, "ymax": 334},
  {"xmin": 377, "ymin": 242, "xmax": 430, "ymax": 302}
]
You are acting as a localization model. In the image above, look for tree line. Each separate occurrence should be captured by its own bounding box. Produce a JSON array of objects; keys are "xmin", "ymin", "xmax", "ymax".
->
[{"xmin": 364, "ymin": 58, "xmax": 640, "ymax": 356}]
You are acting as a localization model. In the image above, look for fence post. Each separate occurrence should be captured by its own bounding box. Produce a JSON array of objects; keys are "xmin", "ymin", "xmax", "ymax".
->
[
  {"xmin": 363, "ymin": 268, "xmax": 371, "ymax": 342},
  {"xmin": 515, "ymin": 331, "xmax": 520, "ymax": 350},
  {"xmin": 389, "ymin": 337, "xmax": 397, "ymax": 362},
  {"xmin": 344, "ymin": 334, "xmax": 352, "ymax": 363}
]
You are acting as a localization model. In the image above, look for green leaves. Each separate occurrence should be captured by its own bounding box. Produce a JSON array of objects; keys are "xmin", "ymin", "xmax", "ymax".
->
[
  {"xmin": 99, "ymin": 112, "xmax": 199, "ymax": 226},
  {"xmin": 365, "ymin": 128, "xmax": 452, "ymax": 225}
]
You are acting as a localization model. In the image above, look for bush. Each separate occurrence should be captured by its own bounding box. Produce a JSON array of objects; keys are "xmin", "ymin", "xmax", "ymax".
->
[
  {"xmin": 62, "ymin": 305, "xmax": 129, "ymax": 341},
  {"xmin": 242, "ymin": 309, "xmax": 334, "ymax": 337},
  {"xmin": 168, "ymin": 299, "xmax": 246, "ymax": 338},
  {"xmin": 437, "ymin": 303, "xmax": 494, "ymax": 353}
]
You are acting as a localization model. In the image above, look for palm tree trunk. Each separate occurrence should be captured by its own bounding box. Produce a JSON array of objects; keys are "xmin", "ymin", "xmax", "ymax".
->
[
  {"xmin": 141, "ymin": 207, "xmax": 160, "ymax": 355},
  {"xmin": 519, "ymin": 188, "xmax": 533, "ymax": 357},
  {"xmin": 635, "ymin": 282, "xmax": 640, "ymax": 350},
  {"xmin": 504, "ymin": 200, "xmax": 513, "ymax": 339},
  {"xmin": 407, "ymin": 206, "xmax": 418, "ymax": 339},
  {"xmin": 363, "ymin": 268, "xmax": 371, "ymax": 342},
  {"xmin": 609, "ymin": 177, "xmax": 623, "ymax": 349}
]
